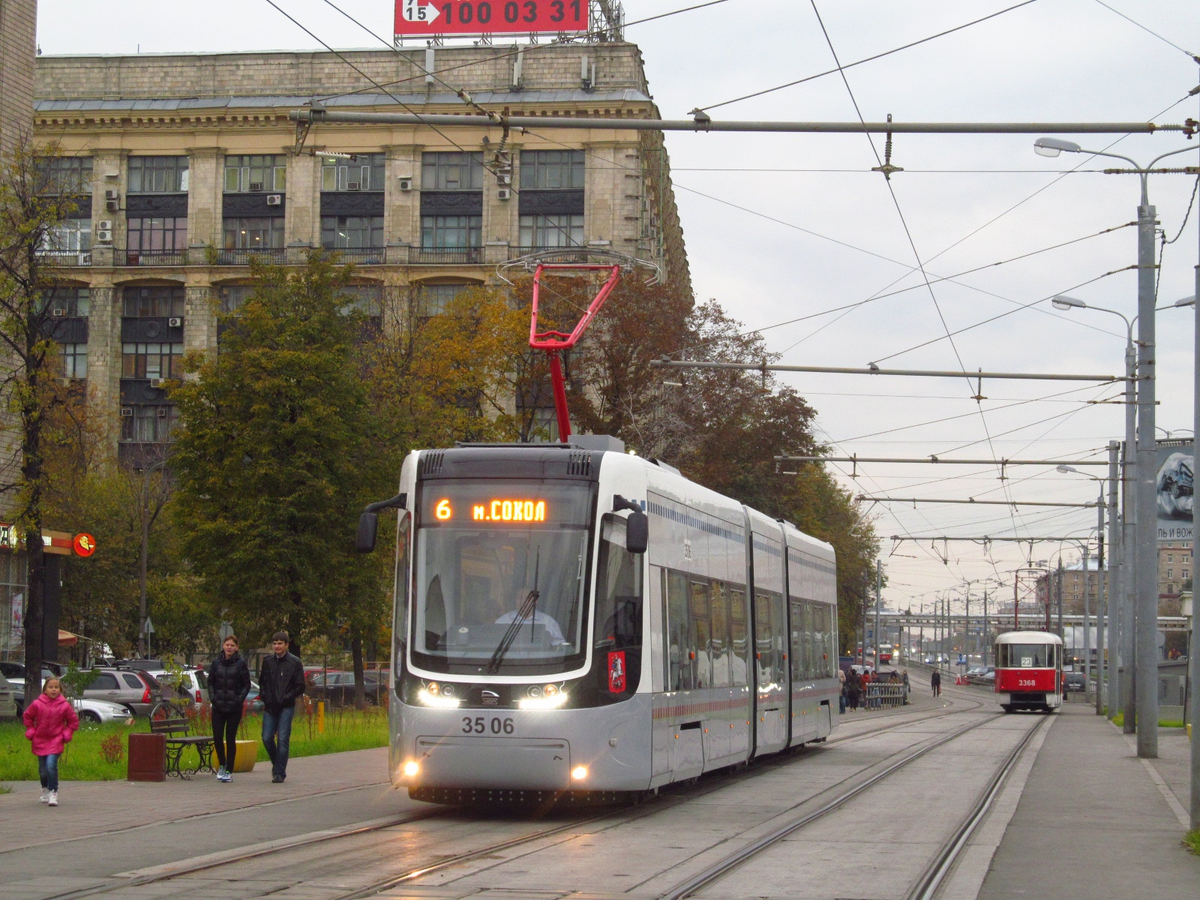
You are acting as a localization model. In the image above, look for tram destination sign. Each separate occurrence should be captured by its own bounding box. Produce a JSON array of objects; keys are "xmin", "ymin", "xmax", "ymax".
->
[{"xmin": 395, "ymin": 0, "xmax": 589, "ymax": 37}]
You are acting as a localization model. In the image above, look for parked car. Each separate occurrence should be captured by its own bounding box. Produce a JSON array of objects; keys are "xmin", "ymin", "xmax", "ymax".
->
[
  {"xmin": 0, "ymin": 673, "xmax": 16, "ymax": 719},
  {"xmin": 245, "ymin": 679, "xmax": 263, "ymax": 714},
  {"xmin": 73, "ymin": 697, "xmax": 134, "ymax": 726},
  {"xmin": 144, "ymin": 668, "xmax": 208, "ymax": 706},
  {"xmin": 309, "ymin": 671, "xmax": 382, "ymax": 706},
  {"xmin": 0, "ymin": 663, "xmax": 58, "ymax": 715},
  {"xmin": 81, "ymin": 667, "xmax": 160, "ymax": 716},
  {"xmin": 967, "ymin": 666, "xmax": 995, "ymax": 685},
  {"xmin": 1064, "ymin": 672, "xmax": 1086, "ymax": 693}
]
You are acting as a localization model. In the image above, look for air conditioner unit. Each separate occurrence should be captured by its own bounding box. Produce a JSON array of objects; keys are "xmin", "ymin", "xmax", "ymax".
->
[
  {"xmin": 96, "ymin": 229, "xmax": 113, "ymax": 243},
  {"xmin": 266, "ymin": 194, "xmax": 282, "ymax": 206},
  {"xmin": 150, "ymin": 378, "xmax": 164, "ymax": 388},
  {"xmin": 120, "ymin": 407, "xmax": 133, "ymax": 417},
  {"xmin": 398, "ymin": 177, "xmax": 413, "ymax": 192},
  {"xmin": 104, "ymin": 188, "xmax": 119, "ymax": 200},
  {"xmin": 98, "ymin": 220, "xmax": 112, "ymax": 231},
  {"xmin": 168, "ymin": 317, "xmax": 182, "ymax": 327},
  {"xmin": 52, "ymin": 308, "xmax": 66, "ymax": 317},
  {"xmin": 105, "ymin": 199, "xmax": 119, "ymax": 212},
  {"xmin": 249, "ymin": 182, "xmax": 264, "ymax": 192},
  {"xmin": 497, "ymin": 188, "xmax": 511, "ymax": 201},
  {"xmin": 156, "ymin": 407, "xmax": 168, "ymax": 418},
  {"xmin": 346, "ymin": 182, "xmax": 360, "ymax": 191},
  {"xmin": 497, "ymin": 173, "xmax": 511, "ymax": 187}
]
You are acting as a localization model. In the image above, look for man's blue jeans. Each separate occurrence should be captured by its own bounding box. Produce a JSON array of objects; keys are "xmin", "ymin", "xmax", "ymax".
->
[
  {"xmin": 37, "ymin": 753, "xmax": 60, "ymax": 791},
  {"xmin": 261, "ymin": 705, "xmax": 296, "ymax": 778}
]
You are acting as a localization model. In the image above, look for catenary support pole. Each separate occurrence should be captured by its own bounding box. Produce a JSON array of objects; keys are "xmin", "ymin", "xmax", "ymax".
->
[{"xmin": 1107, "ymin": 442, "xmax": 1121, "ymax": 717}]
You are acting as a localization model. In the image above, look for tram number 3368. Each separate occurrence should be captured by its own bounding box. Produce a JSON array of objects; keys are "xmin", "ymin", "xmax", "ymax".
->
[{"xmin": 462, "ymin": 716, "xmax": 516, "ymax": 735}]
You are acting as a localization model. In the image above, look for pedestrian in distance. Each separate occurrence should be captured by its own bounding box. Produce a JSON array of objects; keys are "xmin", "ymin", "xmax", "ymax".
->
[
  {"xmin": 837, "ymin": 667, "xmax": 847, "ymax": 714},
  {"xmin": 847, "ymin": 670, "xmax": 861, "ymax": 710},
  {"xmin": 259, "ymin": 631, "xmax": 305, "ymax": 783},
  {"xmin": 207, "ymin": 633, "xmax": 252, "ymax": 783},
  {"xmin": 931, "ymin": 668, "xmax": 941, "ymax": 697},
  {"xmin": 902, "ymin": 669, "xmax": 910, "ymax": 704},
  {"xmin": 23, "ymin": 676, "xmax": 79, "ymax": 807}
]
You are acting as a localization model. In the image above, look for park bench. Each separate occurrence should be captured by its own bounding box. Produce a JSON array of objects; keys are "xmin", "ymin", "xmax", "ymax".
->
[{"xmin": 150, "ymin": 717, "xmax": 215, "ymax": 779}]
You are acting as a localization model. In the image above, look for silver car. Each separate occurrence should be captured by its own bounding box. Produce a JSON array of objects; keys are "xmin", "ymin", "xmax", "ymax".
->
[
  {"xmin": 81, "ymin": 667, "xmax": 160, "ymax": 716},
  {"xmin": 0, "ymin": 673, "xmax": 16, "ymax": 719},
  {"xmin": 74, "ymin": 697, "xmax": 134, "ymax": 726}
]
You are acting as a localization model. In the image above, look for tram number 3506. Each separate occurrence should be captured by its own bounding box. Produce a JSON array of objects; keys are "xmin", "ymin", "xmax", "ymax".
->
[{"xmin": 462, "ymin": 716, "xmax": 516, "ymax": 735}]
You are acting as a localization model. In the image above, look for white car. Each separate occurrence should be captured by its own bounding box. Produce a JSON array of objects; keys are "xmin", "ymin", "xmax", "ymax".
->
[{"xmin": 74, "ymin": 697, "xmax": 134, "ymax": 726}]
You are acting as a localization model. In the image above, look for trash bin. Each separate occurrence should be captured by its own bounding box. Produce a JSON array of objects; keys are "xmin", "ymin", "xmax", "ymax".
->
[
  {"xmin": 128, "ymin": 732, "xmax": 166, "ymax": 782},
  {"xmin": 232, "ymin": 740, "xmax": 258, "ymax": 773}
]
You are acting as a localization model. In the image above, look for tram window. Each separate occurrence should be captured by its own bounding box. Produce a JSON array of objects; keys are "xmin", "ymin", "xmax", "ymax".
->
[
  {"xmin": 729, "ymin": 588, "xmax": 748, "ymax": 687},
  {"xmin": 666, "ymin": 570, "xmax": 690, "ymax": 689},
  {"xmin": 393, "ymin": 513, "xmax": 411, "ymax": 663},
  {"xmin": 1001, "ymin": 643, "xmax": 1053, "ymax": 667},
  {"xmin": 710, "ymin": 581, "xmax": 730, "ymax": 688},
  {"xmin": 690, "ymin": 581, "xmax": 711, "ymax": 689},
  {"xmin": 594, "ymin": 515, "xmax": 643, "ymax": 650},
  {"xmin": 789, "ymin": 600, "xmax": 803, "ymax": 680}
]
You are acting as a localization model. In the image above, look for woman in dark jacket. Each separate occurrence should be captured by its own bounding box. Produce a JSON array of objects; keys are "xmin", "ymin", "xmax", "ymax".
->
[{"xmin": 207, "ymin": 635, "xmax": 252, "ymax": 782}]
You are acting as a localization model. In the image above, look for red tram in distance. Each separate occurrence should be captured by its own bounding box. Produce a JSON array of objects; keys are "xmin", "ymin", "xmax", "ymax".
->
[{"xmin": 993, "ymin": 630, "xmax": 1063, "ymax": 713}]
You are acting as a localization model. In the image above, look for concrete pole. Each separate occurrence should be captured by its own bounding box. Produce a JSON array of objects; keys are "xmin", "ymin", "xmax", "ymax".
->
[
  {"xmin": 1057, "ymin": 558, "xmax": 1065, "ymax": 641},
  {"xmin": 1101, "ymin": 442, "xmax": 1118, "ymax": 716},
  {"xmin": 1107, "ymin": 442, "xmax": 1121, "ymax": 717},
  {"xmin": 1083, "ymin": 542, "xmax": 1091, "ymax": 694},
  {"xmin": 1134, "ymin": 189, "xmax": 1159, "ymax": 758},
  {"xmin": 874, "ymin": 559, "xmax": 882, "ymax": 668}
]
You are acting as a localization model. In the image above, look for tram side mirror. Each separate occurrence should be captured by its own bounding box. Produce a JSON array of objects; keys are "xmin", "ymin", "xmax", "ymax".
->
[
  {"xmin": 355, "ymin": 492, "xmax": 408, "ymax": 554},
  {"xmin": 356, "ymin": 512, "xmax": 378, "ymax": 553},
  {"xmin": 626, "ymin": 510, "xmax": 648, "ymax": 554}
]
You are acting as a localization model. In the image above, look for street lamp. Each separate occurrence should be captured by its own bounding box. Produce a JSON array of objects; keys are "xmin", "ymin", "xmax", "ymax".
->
[
  {"xmin": 1036, "ymin": 137, "xmax": 1200, "ymax": 760},
  {"xmin": 1051, "ymin": 296, "xmax": 1134, "ymax": 725},
  {"xmin": 1057, "ymin": 465, "xmax": 1106, "ymax": 710}
]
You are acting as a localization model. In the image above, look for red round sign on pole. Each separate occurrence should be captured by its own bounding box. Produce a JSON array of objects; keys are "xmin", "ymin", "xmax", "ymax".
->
[{"xmin": 72, "ymin": 533, "xmax": 97, "ymax": 557}]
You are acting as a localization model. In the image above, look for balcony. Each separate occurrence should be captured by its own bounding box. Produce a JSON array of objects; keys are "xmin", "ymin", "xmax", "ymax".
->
[
  {"xmin": 407, "ymin": 246, "xmax": 484, "ymax": 265},
  {"xmin": 114, "ymin": 249, "xmax": 190, "ymax": 267},
  {"xmin": 319, "ymin": 247, "xmax": 387, "ymax": 265},
  {"xmin": 506, "ymin": 246, "xmax": 591, "ymax": 264},
  {"xmin": 36, "ymin": 250, "xmax": 92, "ymax": 267},
  {"xmin": 214, "ymin": 248, "xmax": 288, "ymax": 266}
]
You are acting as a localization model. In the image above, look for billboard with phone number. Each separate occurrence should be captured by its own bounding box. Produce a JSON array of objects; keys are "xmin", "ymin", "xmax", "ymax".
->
[{"xmin": 395, "ymin": 0, "xmax": 589, "ymax": 36}]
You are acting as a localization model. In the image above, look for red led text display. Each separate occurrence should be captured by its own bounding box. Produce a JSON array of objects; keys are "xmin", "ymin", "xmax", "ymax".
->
[{"xmin": 395, "ymin": 0, "xmax": 588, "ymax": 37}]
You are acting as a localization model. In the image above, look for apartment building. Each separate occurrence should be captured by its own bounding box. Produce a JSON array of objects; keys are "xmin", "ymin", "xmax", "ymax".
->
[{"xmin": 32, "ymin": 44, "xmax": 690, "ymax": 464}]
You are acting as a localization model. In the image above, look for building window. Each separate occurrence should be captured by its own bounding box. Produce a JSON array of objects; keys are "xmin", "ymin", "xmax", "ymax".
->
[
  {"xmin": 1167, "ymin": 569, "xmax": 1173, "ymax": 580},
  {"xmin": 321, "ymin": 154, "xmax": 385, "ymax": 191},
  {"xmin": 224, "ymin": 155, "xmax": 286, "ymax": 193},
  {"xmin": 127, "ymin": 217, "xmax": 188, "ymax": 254},
  {"xmin": 43, "ymin": 286, "xmax": 90, "ymax": 317},
  {"xmin": 122, "ymin": 405, "xmax": 177, "ymax": 443},
  {"xmin": 519, "ymin": 214, "xmax": 584, "ymax": 249},
  {"xmin": 416, "ymin": 283, "xmax": 471, "ymax": 317},
  {"xmin": 224, "ymin": 217, "xmax": 285, "ymax": 250},
  {"xmin": 421, "ymin": 215, "xmax": 481, "ymax": 250},
  {"xmin": 321, "ymin": 216, "xmax": 383, "ymax": 249},
  {"xmin": 59, "ymin": 343, "xmax": 88, "ymax": 379},
  {"xmin": 123, "ymin": 286, "xmax": 185, "ymax": 318},
  {"xmin": 128, "ymin": 157, "xmax": 189, "ymax": 193},
  {"xmin": 220, "ymin": 285, "xmax": 255, "ymax": 315},
  {"xmin": 1167, "ymin": 553, "xmax": 1174, "ymax": 563},
  {"xmin": 122, "ymin": 343, "xmax": 183, "ymax": 380},
  {"xmin": 520, "ymin": 150, "xmax": 584, "ymax": 190},
  {"xmin": 38, "ymin": 156, "xmax": 93, "ymax": 194},
  {"xmin": 421, "ymin": 152, "xmax": 484, "ymax": 191},
  {"xmin": 340, "ymin": 284, "xmax": 383, "ymax": 317},
  {"xmin": 39, "ymin": 219, "xmax": 92, "ymax": 262}
]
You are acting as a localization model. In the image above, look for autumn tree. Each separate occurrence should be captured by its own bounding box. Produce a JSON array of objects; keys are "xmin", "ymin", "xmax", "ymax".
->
[
  {"xmin": 0, "ymin": 138, "xmax": 97, "ymax": 706},
  {"xmin": 170, "ymin": 256, "xmax": 391, "ymax": 677}
]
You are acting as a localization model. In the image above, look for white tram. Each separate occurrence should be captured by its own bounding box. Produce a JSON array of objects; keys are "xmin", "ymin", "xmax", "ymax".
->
[
  {"xmin": 993, "ymin": 630, "xmax": 1063, "ymax": 713},
  {"xmin": 357, "ymin": 436, "xmax": 840, "ymax": 803}
]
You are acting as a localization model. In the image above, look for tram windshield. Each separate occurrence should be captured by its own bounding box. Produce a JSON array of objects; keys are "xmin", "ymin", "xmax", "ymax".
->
[
  {"xmin": 409, "ymin": 479, "xmax": 594, "ymax": 675},
  {"xmin": 996, "ymin": 642, "xmax": 1058, "ymax": 668}
]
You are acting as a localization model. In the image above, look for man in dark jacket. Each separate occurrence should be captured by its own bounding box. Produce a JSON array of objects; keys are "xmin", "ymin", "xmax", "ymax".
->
[{"xmin": 259, "ymin": 631, "xmax": 305, "ymax": 783}]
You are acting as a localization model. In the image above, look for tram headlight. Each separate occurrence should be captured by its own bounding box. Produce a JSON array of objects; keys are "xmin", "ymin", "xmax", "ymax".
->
[
  {"xmin": 571, "ymin": 765, "xmax": 588, "ymax": 781},
  {"xmin": 403, "ymin": 760, "xmax": 420, "ymax": 779},
  {"xmin": 417, "ymin": 684, "xmax": 462, "ymax": 707},
  {"xmin": 518, "ymin": 685, "xmax": 568, "ymax": 709}
]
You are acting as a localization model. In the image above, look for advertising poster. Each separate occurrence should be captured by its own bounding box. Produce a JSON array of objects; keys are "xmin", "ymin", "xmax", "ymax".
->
[{"xmin": 1156, "ymin": 440, "xmax": 1194, "ymax": 542}]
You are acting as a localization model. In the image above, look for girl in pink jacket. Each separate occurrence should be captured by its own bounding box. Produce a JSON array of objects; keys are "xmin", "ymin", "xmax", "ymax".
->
[{"xmin": 23, "ymin": 677, "xmax": 79, "ymax": 807}]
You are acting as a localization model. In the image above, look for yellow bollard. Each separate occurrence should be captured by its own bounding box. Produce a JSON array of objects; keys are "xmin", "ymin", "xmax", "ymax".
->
[{"xmin": 318, "ymin": 700, "xmax": 325, "ymax": 733}]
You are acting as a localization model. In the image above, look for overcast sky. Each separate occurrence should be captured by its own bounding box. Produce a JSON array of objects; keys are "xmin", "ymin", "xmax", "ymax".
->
[{"xmin": 36, "ymin": 0, "xmax": 1200, "ymax": 615}]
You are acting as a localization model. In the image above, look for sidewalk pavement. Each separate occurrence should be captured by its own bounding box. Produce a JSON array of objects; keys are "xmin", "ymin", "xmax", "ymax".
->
[
  {"xmin": 978, "ymin": 703, "xmax": 1199, "ymax": 899},
  {"xmin": 0, "ymin": 745, "xmax": 391, "ymax": 852}
]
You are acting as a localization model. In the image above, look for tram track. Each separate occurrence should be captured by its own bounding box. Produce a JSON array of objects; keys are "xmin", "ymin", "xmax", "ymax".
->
[{"xmin": 22, "ymin": 694, "xmax": 1002, "ymax": 900}]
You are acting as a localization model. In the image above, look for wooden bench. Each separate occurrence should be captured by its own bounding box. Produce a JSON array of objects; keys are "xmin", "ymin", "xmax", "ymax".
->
[{"xmin": 150, "ymin": 718, "xmax": 215, "ymax": 779}]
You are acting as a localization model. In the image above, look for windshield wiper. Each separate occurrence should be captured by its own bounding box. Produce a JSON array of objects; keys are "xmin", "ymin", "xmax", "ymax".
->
[{"xmin": 486, "ymin": 588, "xmax": 539, "ymax": 675}]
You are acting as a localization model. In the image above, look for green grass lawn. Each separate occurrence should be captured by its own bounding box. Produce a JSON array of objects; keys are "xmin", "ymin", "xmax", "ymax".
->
[{"xmin": 0, "ymin": 705, "xmax": 388, "ymax": 783}]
